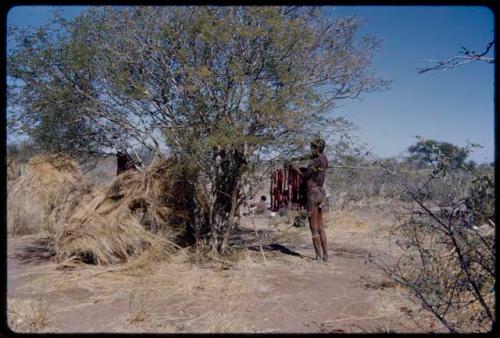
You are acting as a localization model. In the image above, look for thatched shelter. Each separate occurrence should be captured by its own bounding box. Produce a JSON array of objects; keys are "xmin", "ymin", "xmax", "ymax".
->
[
  {"xmin": 55, "ymin": 158, "xmax": 189, "ymax": 265},
  {"xmin": 7, "ymin": 154, "xmax": 88, "ymax": 236}
]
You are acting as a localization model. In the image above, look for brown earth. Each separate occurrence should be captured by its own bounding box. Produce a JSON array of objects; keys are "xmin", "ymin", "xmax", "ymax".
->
[{"xmin": 7, "ymin": 205, "xmax": 446, "ymax": 333}]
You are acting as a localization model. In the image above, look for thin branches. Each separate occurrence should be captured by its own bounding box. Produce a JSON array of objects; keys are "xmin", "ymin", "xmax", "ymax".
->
[{"xmin": 417, "ymin": 40, "xmax": 494, "ymax": 74}]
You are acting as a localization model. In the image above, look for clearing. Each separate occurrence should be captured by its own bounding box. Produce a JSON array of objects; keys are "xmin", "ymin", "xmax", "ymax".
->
[{"xmin": 7, "ymin": 205, "xmax": 445, "ymax": 333}]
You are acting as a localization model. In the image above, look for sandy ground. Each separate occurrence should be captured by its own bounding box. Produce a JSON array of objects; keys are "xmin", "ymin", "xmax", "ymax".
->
[{"xmin": 7, "ymin": 205, "xmax": 446, "ymax": 333}]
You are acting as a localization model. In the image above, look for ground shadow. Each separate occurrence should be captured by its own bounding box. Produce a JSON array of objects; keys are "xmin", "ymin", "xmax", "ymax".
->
[
  {"xmin": 248, "ymin": 242, "xmax": 302, "ymax": 257},
  {"xmin": 229, "ymin": 227, "xmax": 275, "ymax": 245},
  {"xmin": 12, "ymin": 237, "xmax": 55, "ymax": 264}
]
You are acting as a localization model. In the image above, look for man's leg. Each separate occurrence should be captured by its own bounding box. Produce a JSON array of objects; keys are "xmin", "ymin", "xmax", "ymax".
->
[
  {"xmin": 308, "ymin": 207, "xmax": 322, "ymax": 260},
  {"xmin": 317, "ymin": 208, "xmax": 328, "ymax": 262}
]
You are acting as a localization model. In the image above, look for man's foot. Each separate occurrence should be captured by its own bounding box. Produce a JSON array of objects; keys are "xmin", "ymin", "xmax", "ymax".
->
[
  {"xmin": 314, "ymin": 256, "xmax": 322, "ymax": 261},
  {"xmin": 322, "ymin": 255, "xmax": 329, "ymax": 262}
]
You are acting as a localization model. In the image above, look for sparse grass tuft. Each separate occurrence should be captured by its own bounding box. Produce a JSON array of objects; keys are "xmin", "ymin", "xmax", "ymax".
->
[
  {"xmin": 29, "ymin": 296, "xmax": 49, "ymax": 331},
  {"xmin": 209, "ymin": 310, "xmax": 247, "ymax": 333},
  {"xmin": 8, "ymin": 296, "xmax": 50, "ymax": 333},
  {"xmin": 128, "ymin": 288, "xmax": 150, "ymax": 323},
  {"xmin": 7, "ymin": 195, "xmax": 45, "ymax": 236}
]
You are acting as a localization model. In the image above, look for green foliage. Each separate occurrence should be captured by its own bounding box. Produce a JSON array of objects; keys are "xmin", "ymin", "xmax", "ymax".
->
[
  {"xmin": 464, "ymin": 175, "xmax": 494, "ymax": 225},
  {"xmin": 407, "ymin": 137, "xmax": 472, "ymax": 170},
  {"xmin": 7, "ymin": 141, "xmax": 37, "ymax": 163},
  {"xmin": 8, "ymin": 6, "xmax": 388, "ymax": 252},
  {"xmin": 8, "ymin": 21, "xmax": 104, "ymax": 158}
]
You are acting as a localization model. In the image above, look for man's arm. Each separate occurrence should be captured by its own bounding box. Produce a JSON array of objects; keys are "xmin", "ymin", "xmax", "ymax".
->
[
  {"xmin": 302, "ymin": 157, "xmax": 322, "ymax": 180},
  {"xmin": 287, "ymin": 154, "xmax": 311, "ymax": 176},
  {"xmin": 308, "ymin": 157, "xmax": 321, "ymax": 170}
]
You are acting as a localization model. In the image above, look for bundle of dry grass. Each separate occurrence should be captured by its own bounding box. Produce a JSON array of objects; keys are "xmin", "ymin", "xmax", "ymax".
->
[
  {"xmin": 7, "ymin": 158, "xmax": 19, "ymax": 181},
  {"xmin": 55, "ymin": 158, "xmax": 188, "ymax": 265},
  {"xmin": 7, "ymin": 154, "xmax": 87, "ymax": 236}
]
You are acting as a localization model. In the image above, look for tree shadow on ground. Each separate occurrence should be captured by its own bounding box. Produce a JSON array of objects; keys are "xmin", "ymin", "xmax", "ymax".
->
[
  {"xmin": 248, "ymin": 242, "xmax": 302, "ymax": 257},
  {"xmin": 230, "ymin": 225, "xmax": 303, "ymax": 257},
  {"xmin": 229, "ymin": 227, "xmax": 274, "ymax": 245}
]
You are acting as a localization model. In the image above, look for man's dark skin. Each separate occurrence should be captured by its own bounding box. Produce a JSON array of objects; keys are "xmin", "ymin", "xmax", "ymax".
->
[{"xmin": 291, "ymin": 138, "xmax": 329, "ymax": 261}]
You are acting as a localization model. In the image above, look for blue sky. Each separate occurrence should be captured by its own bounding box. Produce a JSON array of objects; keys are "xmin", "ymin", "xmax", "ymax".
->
[
  {"xmin": 329, "ymin": 6, "xmax": 494, "ymax": 164},
  {"xmin": 7, "ymin": 6, "xmax": 495, "ymax": 163}
]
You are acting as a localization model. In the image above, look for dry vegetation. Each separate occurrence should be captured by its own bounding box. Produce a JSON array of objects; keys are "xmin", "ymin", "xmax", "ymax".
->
[
  {"xmin": 7, "ymin": 154, "xmax": 193, "ymax": 266},
  {"xmin": 8, "ymin": 297, "xmax": 50, "ymax": 333},
  {"xmin": 8, "ymin": 240, "xmax": 264, "ymax": 333},
  {"xmin": 7, "ymin": 155, "xmax": 90, "ymax": 236},
  {"xmin": 55, "ymin": 158, "xmax": 185, "ymax": 265},
  {"xmin": 6, "ymin": 152, "xmax": 495, "ymax": 333},
  {"xmin": 7, "ymin": 6, "xmax": 494, "ymax": 333},
  {"xmin": 323, "ymin": 149, "xmax": 495, "ymax": 333}
]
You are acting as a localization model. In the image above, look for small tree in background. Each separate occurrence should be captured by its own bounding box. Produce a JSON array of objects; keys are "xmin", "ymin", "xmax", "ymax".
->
[{"xmin": 407, "ymin": 138, "xmax": 470, "ymax": 170}]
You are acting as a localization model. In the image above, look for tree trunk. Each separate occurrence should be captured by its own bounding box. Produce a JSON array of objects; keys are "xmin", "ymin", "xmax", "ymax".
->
[
  {"xmin": 219, "ymin": 179, "xmax": 241, "ymax": 253},
  {"xmin": 208, "ymin": 200, "xmax": 218, "ymax": 252}
]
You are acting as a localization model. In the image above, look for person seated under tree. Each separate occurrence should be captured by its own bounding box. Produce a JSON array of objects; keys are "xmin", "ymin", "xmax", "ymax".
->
[{"xmin": 249, "ymin": 195, "xmax": 268, "ymax": 215}]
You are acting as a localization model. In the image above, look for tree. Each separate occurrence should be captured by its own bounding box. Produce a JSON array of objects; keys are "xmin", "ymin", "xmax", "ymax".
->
[
  {"xmin": 6, "ymin": 141, "xmax": 37, "ymax": 163},
  {"xmin": 407, "ymin": 138, "xmax": 470, "ymax": 170},
  {"xmin": 7, "ymin": 21, "xmax": 110, "ymax": 158},
  {"xmin": 8, "ymin": 6, "xmax": 389, "ymax": 252},
  {"xmin": 465, "ymin": 160, "xmax": 477, "ymax": 171}
]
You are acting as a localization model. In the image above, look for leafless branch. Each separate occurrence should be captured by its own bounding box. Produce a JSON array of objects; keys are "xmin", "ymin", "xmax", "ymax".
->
[{"xmin": 417, "ymin": 40, "xmax": 494, "ymax": 74}]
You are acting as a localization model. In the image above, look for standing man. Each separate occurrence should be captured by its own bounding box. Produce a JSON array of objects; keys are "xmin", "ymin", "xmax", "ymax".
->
[{"xmin": 291, "ymin": 138, "xmax": 329, "ymax": 261}]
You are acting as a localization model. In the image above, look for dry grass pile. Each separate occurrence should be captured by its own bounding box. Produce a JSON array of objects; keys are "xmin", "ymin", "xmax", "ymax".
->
[
  {"xmin": 7, "ymin": 154, "xmax": 87, "ymax": 236},
  {"xmin": 55, "ymin": 158, "xmax": 188, "ymax": 265},
  {"xmin": 7, "ymin": 158, "xmax": 19, "ymax": 181}
]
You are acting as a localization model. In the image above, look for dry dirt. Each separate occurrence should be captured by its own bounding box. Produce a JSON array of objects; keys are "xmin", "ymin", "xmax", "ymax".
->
[{"xmin": 7, "ymin": 205, "xmax": 446, "ymax": 333}]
